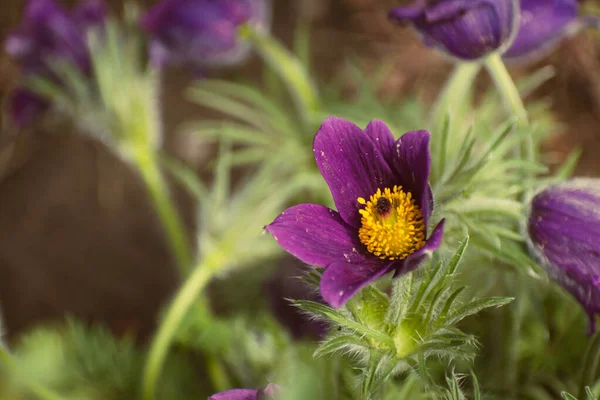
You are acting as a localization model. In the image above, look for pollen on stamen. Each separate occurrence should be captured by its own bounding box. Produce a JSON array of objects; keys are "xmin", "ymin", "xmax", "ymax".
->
[{"xmin": 357, "ymin": 185, "xmax": 426, "ymax": 260}]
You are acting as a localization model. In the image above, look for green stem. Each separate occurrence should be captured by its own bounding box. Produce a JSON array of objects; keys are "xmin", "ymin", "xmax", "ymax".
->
[
  {"xmin": 430, "ymin": 61, "xmax": 482, "ymax": 133},
  {"xmin": 484, "ymin": 53, "xmax": 534, "ymax": 200},
  {"xmin": 141, "ymin": 259, "xmax": 216, "ymax": 400},
  {"xmin": 429, "ymin": 62, "xmax": 481, "ymax": 183},
  {"xmin": 240, "ymin": 25, "xmax": 321, "ymax": 126},
  {"xmin": 484, "ymin": 53, "xmax": 528, "ymax": 125},
  {"xmin": 579, "ymin": 331, "xmax": 600, "ymax": 399},
  {"xmin": 134, "ymin": 149, "xmax": 192, "ymax": 276}
]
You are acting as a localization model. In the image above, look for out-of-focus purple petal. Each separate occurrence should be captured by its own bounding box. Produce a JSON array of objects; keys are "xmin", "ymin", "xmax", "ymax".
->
[
  {"xmin": 387, "ymin": 0, "xmax": 428, "ymax": 20},
  {"xmin": 389, "ymin": 0, "xmax": 519, "ymax": 60},
  {"xmin": 72, "ymin": 0, "xmax": 107, "ymax": 26},
  {"xmin": 527, "ymin": 178, "xmax": 600, "ymax": 333},
  {"xmin": 392, "ymin": 219, "xmax": 445, "ymax": 278},
  {"xmin": 265, "ymin": 204, "xmax": 369, "ymax": 268},
  {"xmin": 392, "ymin": 130, "xmax": 433, "ymax": 225},
  {"xmin": 313, "ymin": 117, "xmax": 395, "ymax": 228},
  {"xmin": 320, "ymin": 260, "xmax": 391, "ymax": 308},
  {"xmin": 504, "ymin": 0, "xmax": 599, "ymax": 63},
  {"xmin": 208, "ymin": 388, "xmax": 259, "ymax": 400},
  {"xmin": 141, "ymin": 0, "xmax": 269, "ymax": 69},
  {"xmin": 8, "ymin": 88, "xmax": 49, "ymax": 128}
]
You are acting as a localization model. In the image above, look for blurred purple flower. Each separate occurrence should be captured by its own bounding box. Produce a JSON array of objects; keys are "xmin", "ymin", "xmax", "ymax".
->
[
  {"xmin": 4, "ymin": 0, "xmax": 106, "ymax": 126},
  {"xmin": 140, "ymin": 0, "xmax": 270, "ymax": 70},
  {"xmin": 504, "ymin": 0, "xmax": 600, "ymax": 63},
  {"xmin": 266, "ymin": 117, "xmax": 445, "ymax": 308},
  {"xmin": 527, "ymin": 178, "xmax": 600, "ymax": 333},
  {"xmin": 388, "ymin": 0, "xmax": 519, "ymax": 60},
  {"xmin": 209, "ymin": 384, "xmax": 279, "ymax": 400}
]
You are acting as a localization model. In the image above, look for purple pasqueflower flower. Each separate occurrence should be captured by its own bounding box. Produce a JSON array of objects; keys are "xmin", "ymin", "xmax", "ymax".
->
[
  {"xmin": 388, "ymin": 0, "xmax": 520, "ymax": 61},
  {"xmin": 141, "ymin": 0, "xmax": 270, "ymax": 70},
  {"xmin": 527, "ymin": 178, "xmax": 600, "ymax": 333},
  {"xmin": 503, "ymin": 0, "xmax": 600, "ymax": 63},
  {"xmin": 209, "ymin": 384, "xmax": 279, "ymax": 400},
  {"xmin": 265, "ymin": 117, "xmax": 445, "ymax": 308},
  {"xmin": 5, "ymin": 0, "xmax": 106, "ymax": 126}
]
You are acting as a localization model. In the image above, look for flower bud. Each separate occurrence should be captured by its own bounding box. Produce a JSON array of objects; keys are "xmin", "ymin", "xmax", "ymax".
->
[
  {"xmin": 504, "ymin": 0, "xmax": 600, "ymax": 63},
  {"xmin": 388, "ymin": 0, "xmax": 519, "ymax": 61},
  {"xmin": 4, "ymin": 0, "xmax": 106, "ymax": 126},
  {"xmin": 141, "ymin": 0, "xmax": 271, "ymax": 71},
  {"xmin": 527, "ymin": 178, "xmax": 600, "ymax": 333}
]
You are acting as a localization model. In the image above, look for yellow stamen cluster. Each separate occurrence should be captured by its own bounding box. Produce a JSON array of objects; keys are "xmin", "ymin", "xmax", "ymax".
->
[{"xmin": 357, "ymin": 186, "xmax": 426, "ymax": 260}]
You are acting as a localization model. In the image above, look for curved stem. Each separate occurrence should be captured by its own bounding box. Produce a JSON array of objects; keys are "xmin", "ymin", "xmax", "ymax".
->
[
  {"xmin": 134, "ymin": 150, "xmax": 192, "ymax": 276},
  {"xmin": 484, "ymin": 53, "xmax": 534, "ymax": 201},
  {"xmin": 429, "ymin": 61, "xmax": 482, "ymax": 133},
  {"xmin": 240, "ymin": 25, "xmax": 321, "ymax": 126},
  {"xmin": 484, "ymin": 54, "xmax": 534, "ymax": 400},
  {"xmin": 484, "ymin": 53, "xmax": 528, "ymax": 125},
  {"xmin": 141, "ymin": 260, "xmax": 216, "ymax": 400},
  {"xmin": 429, "ymin": 62, "xmax": 481, "ymax": 183}
]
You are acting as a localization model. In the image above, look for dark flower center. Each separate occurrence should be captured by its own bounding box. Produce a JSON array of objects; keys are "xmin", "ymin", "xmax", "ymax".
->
[{"xmin": 376, "ymin": 197, "xmax": 392, "ymax": 215}]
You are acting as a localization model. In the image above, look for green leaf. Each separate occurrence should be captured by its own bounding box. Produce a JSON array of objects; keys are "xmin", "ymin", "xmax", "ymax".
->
[
  {"xmin": 313, "ymin": 335, "xmax": 368, "ymax": 359},
  {"xmin": 446, "ymin": 297, "xmax": 514, "ymax": 325},
  {"xmin": 579, "ymin": 332, "xmax": 600, "ymax": 400},
  {"xmin": 242, "ymin": 26, "xmax": 321, "ymax": 124},
  {"xmin": 386, "ymin": 273, "xmax": 414, "ymax": 326},
  {"xmin": 472, "ymin": 371, "xmax": 481, "ymax": 400},
  {"xmin": 555, "ymin": 148, "xmax": 582, "ymax": 181},
  {"xmin": 445, "ymin": 236, "xmax": 470, "ymax": 277},
  {"xmin": 194, "ymin": 80, "xmax": 293, "ymax": 131},
  {"xmin": 438, "ymin": 287, "xmax": 466, "ymax": 324},
  {"xmin": 293, "ymin": 300, "xmax": 395, "ymax": 349},
  {"xmin": 187, "ymin": 88, "xmax": 273, "ymax": 132},
  {"xmin": 161, "ymin": 155, "xmax": 208, "ymax": 204}
]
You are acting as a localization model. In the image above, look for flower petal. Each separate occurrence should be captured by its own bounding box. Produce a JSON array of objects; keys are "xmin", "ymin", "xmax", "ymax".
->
[
  {"xmin": 527, "ymin": 178, "xmax": 600, "ymax": 332},
  {"xmin": 391, "ymin": 0, "xmax": 518, "ymax": 60},
  {"xmin": 504, "ymin": 0, "xmax": 593, "ymax": 63},
  {"xmin": 209, "ymin": 389, "xmax": 259, "ymax": 400},
  {"xmin": 392, "ymin": 219, "xmax": 445, "ymax": 277},
  {"xmin": 265, "ymin": 204, "xmax": 368, "ymax": 268},
  {"xmin": 9, "ymin": 88, "xmax": 48, "ymax": 127},
  {"xmin": 313, "ymin": 117, "xmax": 395, "ymax": 228},
  {"xmin": 392, "ymin": 130, "xmax": 433, "ymax": 225},
  {"xmin": 364, "ymin": 120, "xmax": 396, "ymax": 165},
  {"xmin": 72, "ymin": 0, "xmax": 106, "ymax": 26},
  {"xmin": 388, "ymin": 0, "xmax": 427, "ymax": 20},
  {"xmin": 320, "ymin": 259, "xmax": 391, "ymax": 308}
]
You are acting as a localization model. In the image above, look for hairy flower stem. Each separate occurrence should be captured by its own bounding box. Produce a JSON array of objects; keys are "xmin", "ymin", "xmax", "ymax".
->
[
  {"xmin": 485, "ymin": 53, "xmax": 532, "ymax": 400},
  {"xmin": 430, "ymin": 62, "xmax": 481, "ymax": 132},
  {"xmin": 484, "ymin": 53, "xmax": 533, "ymax": 201},
  {"xmin": 241, "ymin": 25, "xmax": 321, "ymax": 127},
  {"xmin": 134, "ymin": 149, "xmax": 192, "ymax": 276},
  {"xmin": 430, "ymin": 61, "xmax": 481, "ymax": 183},
  {"xmin": 141, "ymin": 259, "xmax": 217, "ymax": 400}
]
